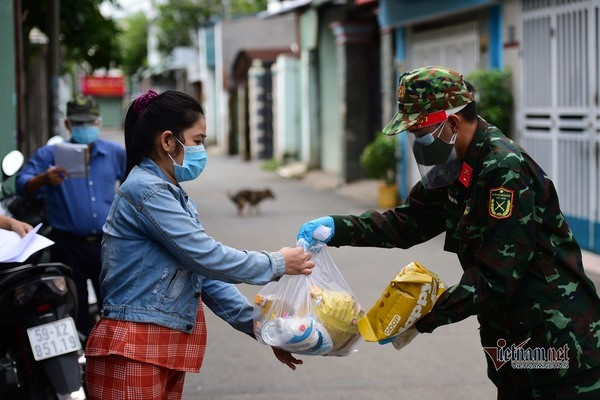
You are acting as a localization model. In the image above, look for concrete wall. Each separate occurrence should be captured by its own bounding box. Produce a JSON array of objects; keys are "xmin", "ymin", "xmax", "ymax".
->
[
  {"xmin": 96, "ymin": 97, "xmax": 124, "ymax": 129},
  {"xmin": 272, "ymin": 55, "xmax": 301, "ymax": 162},
  {"xmin": 318, "ymin": 7, "xmax": 343, "ymax": 176},
  {"xmin": 0, "ymin": 0, "xmax": 17, "ymax": 159},
  {"xmin": 198, "ymin": 27, "xmax": 218, "ymax": 147},
  {"xmin": 214, "ymin": 14, "xmax": 298, "ymax": 153},
  {"xmin": 300, "ymin": 8, "xmax": 320, "ymax": 169}
]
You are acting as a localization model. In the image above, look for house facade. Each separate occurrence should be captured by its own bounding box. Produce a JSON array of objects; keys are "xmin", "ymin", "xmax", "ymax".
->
[{"xmin": 195, "ymin": 0, "xmax": 600, "ymax": 251}]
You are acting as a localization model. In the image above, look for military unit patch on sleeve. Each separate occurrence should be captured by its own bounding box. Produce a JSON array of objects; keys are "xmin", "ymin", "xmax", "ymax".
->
[{"xmin": 489, "ymin": 187, "xmax": 514, "ymax": 219}]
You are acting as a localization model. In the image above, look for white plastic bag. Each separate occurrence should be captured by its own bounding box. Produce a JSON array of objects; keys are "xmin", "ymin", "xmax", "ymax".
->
[{"xmin": 253, "ymin": 243, "xmax": 363, "ymax": 356}]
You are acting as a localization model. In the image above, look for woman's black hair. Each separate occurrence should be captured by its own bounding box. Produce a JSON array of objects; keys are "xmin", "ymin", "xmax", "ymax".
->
[{"xmin": 123, "ymin": 90, "xmax": 205, "ymax": 176}]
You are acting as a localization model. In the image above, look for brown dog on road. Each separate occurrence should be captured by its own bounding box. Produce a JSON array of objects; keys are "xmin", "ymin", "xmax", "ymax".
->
[{"xmin": 228, "ymin": 189, "xmax": 275, "ymax": 216}]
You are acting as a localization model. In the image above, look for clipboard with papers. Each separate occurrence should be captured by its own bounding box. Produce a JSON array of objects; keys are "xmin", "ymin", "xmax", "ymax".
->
[{"xmin": 54, "ymin": 142, "xmax": 89, "ymax": 179}]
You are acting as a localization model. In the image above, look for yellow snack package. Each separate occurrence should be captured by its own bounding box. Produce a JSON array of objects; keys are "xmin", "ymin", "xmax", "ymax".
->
[
  {"xmin": 357, "ymin": 261, "xmax": 445, "ymax": 342},
  {"xmin": 311, "ymin": 286, "xmax": 364, "ymax": 354}
]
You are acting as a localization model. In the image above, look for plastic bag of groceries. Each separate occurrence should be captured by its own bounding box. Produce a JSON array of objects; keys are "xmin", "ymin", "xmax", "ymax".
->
[
  {"xmin": 253, "ymin": 242, "xmax": 364, "ymax": 356},
  {"xmin": 357, "ymin": 261, "xmax": 445, "ymax": 343}
]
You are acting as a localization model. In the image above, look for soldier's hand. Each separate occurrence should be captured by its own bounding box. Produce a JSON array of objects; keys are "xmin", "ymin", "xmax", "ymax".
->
[
  {"xmin": 279, "ymin": 246, "xmax": 315, "ymax": 275},
  {"xmin": 45, "ymin": 166, "xmax": 67, "ymax": 186},
  {"xmin": 390, "ymin": 327, "xmax": 419, "ymax": 351},
  {"xmin": 297, "ymin": 216, "xmax": 334, "ymax": 250}
]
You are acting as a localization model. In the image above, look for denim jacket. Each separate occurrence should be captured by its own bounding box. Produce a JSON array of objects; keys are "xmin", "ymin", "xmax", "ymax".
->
[{"xmin": 100, "ymin": 158, "xmax": 285, "ymax": 334}]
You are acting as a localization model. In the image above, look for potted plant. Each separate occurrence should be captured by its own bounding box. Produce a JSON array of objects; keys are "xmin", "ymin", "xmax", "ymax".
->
[
  {"xmin": 466, "ymin": 68, "xmax": 513, "ymax": 137},
  {"xmin": 360, "ymin": 132, "xmax": 398, "ymax": 208}
]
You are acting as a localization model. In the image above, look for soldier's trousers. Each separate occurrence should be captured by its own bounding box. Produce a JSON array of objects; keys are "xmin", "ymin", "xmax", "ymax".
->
[{"xmin": 497, "ymin": 365, "xmax": 600, "ymax": 399}]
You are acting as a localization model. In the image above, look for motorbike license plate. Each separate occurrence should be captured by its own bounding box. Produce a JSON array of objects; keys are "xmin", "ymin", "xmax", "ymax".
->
[{"xmin": 27, "ymin": 317, "xmax": 82, "ymax": 361}]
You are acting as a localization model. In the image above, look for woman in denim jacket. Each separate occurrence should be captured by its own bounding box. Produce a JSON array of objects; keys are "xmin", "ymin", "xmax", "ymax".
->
[{"xmin": 85, "ymin": 90, "xmax": 315, "ymax": 399}]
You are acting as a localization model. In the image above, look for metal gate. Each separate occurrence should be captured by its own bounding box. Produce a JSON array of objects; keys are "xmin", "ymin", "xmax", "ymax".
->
[
  {"xmin": 407, "ymin": 21, "xmax": 480, "ymax": 77},
  {"xmin": 404, "ymin": 21, "xmax": 481, "ymax": 187},
  {"xmin": 520, "ymin": 0, "xmax": 600, "ymax": 252}
]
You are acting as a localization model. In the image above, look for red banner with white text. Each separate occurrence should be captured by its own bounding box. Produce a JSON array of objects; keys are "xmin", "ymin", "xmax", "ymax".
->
[{"xmin": 81, "ymin": 76, "xmax": 125, "ymax": 97}]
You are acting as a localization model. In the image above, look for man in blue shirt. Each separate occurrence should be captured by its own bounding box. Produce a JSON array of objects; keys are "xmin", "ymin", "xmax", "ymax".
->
[{"xmin": 17, "ymin": 96, "xmax": 126, "ymax": 337}]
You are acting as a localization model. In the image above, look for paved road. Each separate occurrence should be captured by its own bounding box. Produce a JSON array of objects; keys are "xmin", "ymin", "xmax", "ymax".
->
[
  {"xmin": 99, "ymin": 129, "xmax": 600, "ymax": 400},
  {"xmin": 176, "ymin": 152, "xmax": 495, "ymax": 400}
]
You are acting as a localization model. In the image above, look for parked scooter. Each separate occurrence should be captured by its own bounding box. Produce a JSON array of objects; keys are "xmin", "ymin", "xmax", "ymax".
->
[
  {"xmin": 0, "ymin": 263, "xmax": 86, "ymax": 399},
  {"xmin": 0, "ymin": 147, "xmax": 86, "ymax": 399}
]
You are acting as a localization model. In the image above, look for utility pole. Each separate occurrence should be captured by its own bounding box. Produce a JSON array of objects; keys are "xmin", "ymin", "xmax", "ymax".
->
[{"xmin": 48, "ymin": 0, "xmax": 60, "ymax": 139}]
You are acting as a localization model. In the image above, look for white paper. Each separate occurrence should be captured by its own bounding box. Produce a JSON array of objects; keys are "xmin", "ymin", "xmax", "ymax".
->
[
  {"xmin": 54, "ymin": 142, "xmax": 89, "ymax": 178},
  {"xmin": 0, "ymin": 223, "xmax": 54, "ymax": 263}
]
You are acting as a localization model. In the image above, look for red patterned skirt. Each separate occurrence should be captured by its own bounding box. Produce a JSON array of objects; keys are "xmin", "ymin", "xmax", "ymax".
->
[{"xmin": 86, "ymin": 300, "xmax": 206, "ymax": 400}]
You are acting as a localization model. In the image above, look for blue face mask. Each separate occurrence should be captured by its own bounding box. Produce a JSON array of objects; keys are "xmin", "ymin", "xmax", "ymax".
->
[
  {"xmin": 168, "ymin": 137, "xmax": 207, "ymax": 182},
  {"xmin": 71, "ymin": 125, "xmax": 100, "ymax": 144}
]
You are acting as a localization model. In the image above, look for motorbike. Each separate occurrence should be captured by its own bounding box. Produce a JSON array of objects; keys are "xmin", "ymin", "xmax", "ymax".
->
[{"xmin": 0, "ymin": 146, "xmax": 87, "ymax": 399}]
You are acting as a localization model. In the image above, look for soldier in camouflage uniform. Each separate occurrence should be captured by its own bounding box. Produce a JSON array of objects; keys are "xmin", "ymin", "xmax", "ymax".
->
[{"xmin": 297, "ymin": 66, "xmax": 600, "ymax": 399}]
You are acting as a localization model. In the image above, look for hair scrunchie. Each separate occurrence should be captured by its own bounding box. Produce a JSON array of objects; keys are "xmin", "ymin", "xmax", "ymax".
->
[{"xmin": 133, "ymin": 89, "xmax": 158, "ymax": 116}]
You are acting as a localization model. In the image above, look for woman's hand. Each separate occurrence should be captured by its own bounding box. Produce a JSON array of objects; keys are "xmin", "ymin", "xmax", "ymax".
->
[
  {"xmin": 271, "ymin": 347, "xmax": 303, "ymax": 370},
  {"xmin": 0, "ymin": 215, "xmax": 33, "ymax": 237},
  {"xmin": 279, "ymin": 247, "xmax": 315, "ymax": 275}
]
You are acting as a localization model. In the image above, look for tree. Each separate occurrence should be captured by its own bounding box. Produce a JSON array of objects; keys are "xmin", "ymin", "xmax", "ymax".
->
[
  {"xmin": 21, "ymin": 0, "xmax": 122, "ymax": 71},
  {"xmin": 229, "ymin": 0, "xmax": 269, "ymax": 15},
  {"xmin": 119, "ymin": 12, "xmax": 148, "ymax": 76},
  {"xmin": 155, "ymin": 0, "xmax": 216, "ymax": 55},
  {"xmin": 155, "ymin": 0, "xmax": 268, "ymax": 56}
]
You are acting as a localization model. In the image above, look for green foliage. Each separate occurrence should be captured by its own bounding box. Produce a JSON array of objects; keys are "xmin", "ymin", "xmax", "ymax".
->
[
  {"xmin": 156, "ymin": 0, "xmax": 268, "ymax": 56},
  {"xmin": 466, "ymin": 69, "xmax": 513, "ymax": 137},
  {"xmin": 229, "ymin": 0, "xmax": 269, "ymax": 15},
  {"xmin": 156, "ymin": 0, "xmax": 214, "ymax": 55},
  {"xmin": 360, "ymin": 133, "xmax": 398, "ymax": 184},
  {"xmin": 261, "ymin": 159, "xmax": 280, "ymax": 171},
  {"xmin": 22, "ymin": 0, "xmax": 122, "ymax": 70},
  {"xmin": 118, "ymin": 12, "xmax": 148, "ymax": 76}
]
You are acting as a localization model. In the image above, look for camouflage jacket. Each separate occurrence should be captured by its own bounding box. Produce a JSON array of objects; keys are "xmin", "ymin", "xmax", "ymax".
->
[{"xmin": 330, "ymin": 118, "xmax": 600, "ymax": 389}]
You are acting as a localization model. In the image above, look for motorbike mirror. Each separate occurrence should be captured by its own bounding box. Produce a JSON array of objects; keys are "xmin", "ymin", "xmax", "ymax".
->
[
  {"xmin": 47, "ymin": 135, "xmax": 65, "ymax": 145},
  {"xmin": 2, "ymin": 150, "xmax": 24, "ymax": 177}
]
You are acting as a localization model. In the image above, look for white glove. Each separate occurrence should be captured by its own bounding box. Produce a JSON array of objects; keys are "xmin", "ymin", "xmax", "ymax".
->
[{"xmin": 391, "ymin": 327, "xmax": 419, "ymax": 351}]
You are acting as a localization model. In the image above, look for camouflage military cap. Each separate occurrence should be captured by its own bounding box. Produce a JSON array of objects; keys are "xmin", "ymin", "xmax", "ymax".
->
[
  {"xmin": 66, "ymin": 95, "xmax": 100, "ymax": 122},
  {"xmin": 382, "ymin": 66, "xmax": 474, "ymax": 136}
]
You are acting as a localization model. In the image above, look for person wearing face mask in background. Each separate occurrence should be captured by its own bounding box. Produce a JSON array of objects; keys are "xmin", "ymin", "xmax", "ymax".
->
[
  {"xmin": 297, "ymin": 66, "xmax": 600, "ymax": 399},
  {"xmin": 16, "ymin": 95, "xmax": 126, "ymax": 339},
  {"xmin": 84, "ymin": 90, "xmax": 315, "ymax": 400}
]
